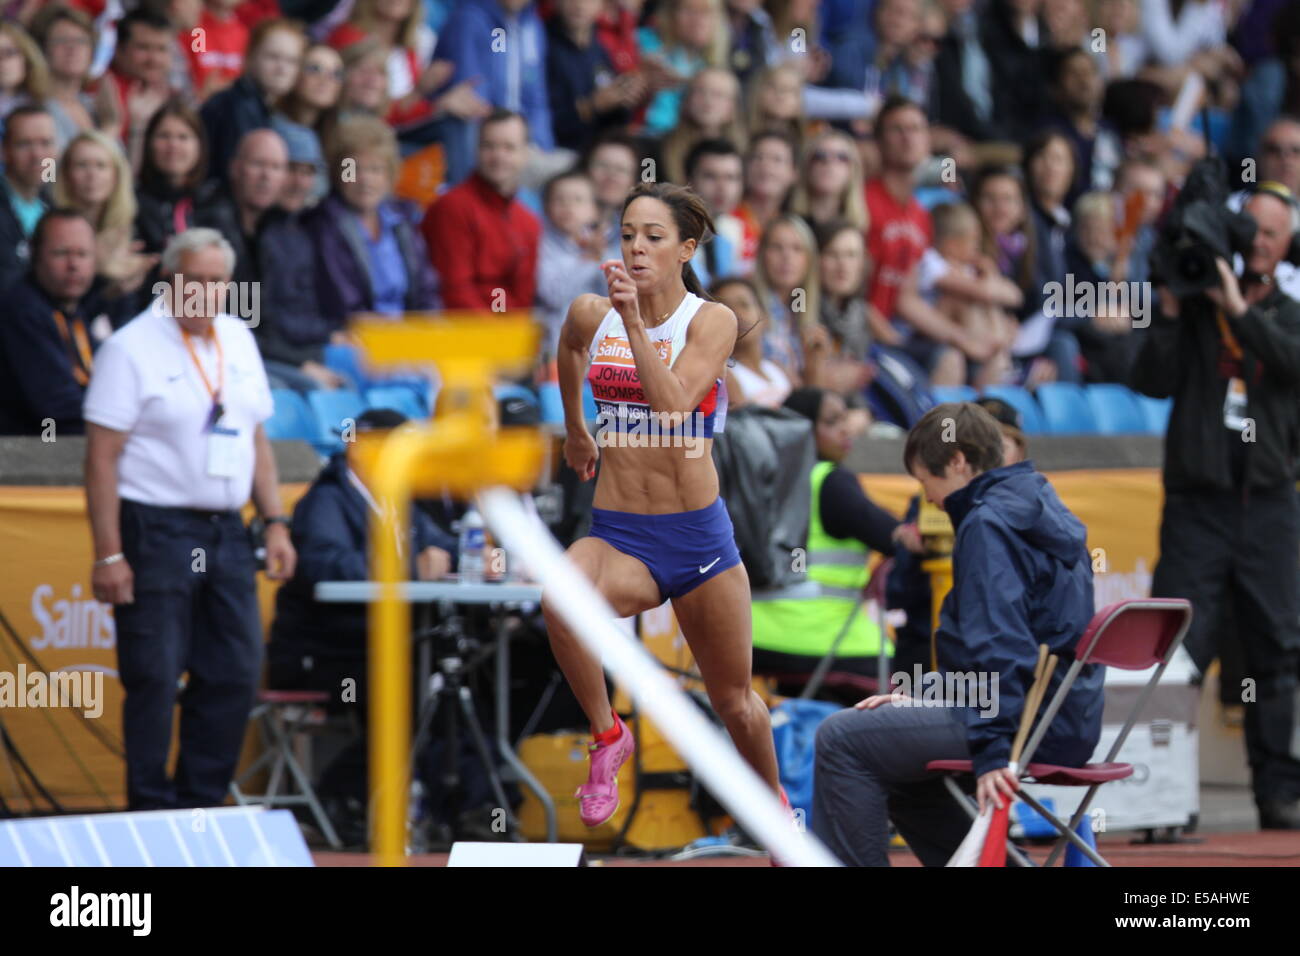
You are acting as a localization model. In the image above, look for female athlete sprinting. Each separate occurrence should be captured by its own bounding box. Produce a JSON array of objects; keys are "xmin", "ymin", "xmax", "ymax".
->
[{"xmin": 544, "ymin": 181, "xmax": 785, "ymax": 828}]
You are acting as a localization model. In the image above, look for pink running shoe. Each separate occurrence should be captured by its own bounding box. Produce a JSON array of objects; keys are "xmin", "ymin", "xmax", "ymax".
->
[{"xmin": 575, "ymin": 713, "xmax": 635, "ymax": 827}]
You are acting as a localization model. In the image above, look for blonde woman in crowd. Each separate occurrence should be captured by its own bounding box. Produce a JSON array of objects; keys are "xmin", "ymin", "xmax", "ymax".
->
[
  {"xmin": 752, "ymin": 211, "xmax": 828, "ymax": 386},
  {"xmin": 54, "ymin": 129, "xmax": 157, "ymax": 298},
  {"xmin": 745, "ymin": 63, "xmax": 807, "ymax": 152},
  {"xmin": 788, "ymin": 128, "xmax": 867, "ymax": 232},
  {"xmin": 660, "ymin": 66, "xmax": 746, "ymax": 185},
  {"xmin": 0, "ymin": 19, "xmax": 48, "ymax": 124}
]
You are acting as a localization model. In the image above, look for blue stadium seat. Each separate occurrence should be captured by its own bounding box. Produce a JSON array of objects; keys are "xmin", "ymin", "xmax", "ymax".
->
[
  {"xmin": 1134, "ymin": 394, "xmax": 1172, "ymax": 436},
  {"xmin": 307, "ymin": 389, "xmax": 366, "ymax": 453},
  {"xmin": 1085, "ymin": 384, "xmax": 1147, "ymax": 434},
  {"xmin": 538, "ymin": 381, "xmax": 598, "ymax": 424},
  {"xmin": 265, "ymin": 389, "xmax": 317, "ymax": 442},
  {"xmin": 322, "ymin": 344, "xmax": 367, "ymax": 390},
  {"xmin": 1035, "ymin": 383, "xmax": 1098, "ymax": 434},
  {"xmin": 979, "ymin": 385, "xmax": 1046, "ymax": 434},
  {"xmin": 364, "ymin": 385, "xmax": 428, "ymax": 420},
  {"xmin": 929, "ymin": 385, "xmax": 977, "ymax": 404}
]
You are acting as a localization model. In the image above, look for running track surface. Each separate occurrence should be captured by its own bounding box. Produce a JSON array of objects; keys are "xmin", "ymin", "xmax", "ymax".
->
[{"xmin": 313, "ymin": 830, "xmax": 1300, "ymax": 866}]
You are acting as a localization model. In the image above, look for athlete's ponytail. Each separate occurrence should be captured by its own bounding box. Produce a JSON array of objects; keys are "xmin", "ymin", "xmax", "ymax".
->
[
  {"xmin": 682, "ymin": 261, "xmax": 709, "ymax": 299},
  {"xmin": 621, "ymin": 181, "xmax": 717, "ymax": 301}
]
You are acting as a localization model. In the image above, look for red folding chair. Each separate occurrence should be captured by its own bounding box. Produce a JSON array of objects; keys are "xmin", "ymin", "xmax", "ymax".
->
[{"xmin": 927, "ymin": 598, "xmax": 1193, "ymax": 867}]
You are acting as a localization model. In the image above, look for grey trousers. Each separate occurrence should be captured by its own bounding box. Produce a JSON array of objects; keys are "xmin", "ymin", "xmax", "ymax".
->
[{"xmin": 812, "ymin": 702, "xmax": 975, "ymax": 866}]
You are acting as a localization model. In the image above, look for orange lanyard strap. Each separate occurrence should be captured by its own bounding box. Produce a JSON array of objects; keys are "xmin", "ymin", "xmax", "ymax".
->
[
  {"xmin": 52, "ymin": 311, "xmax": 93, "ymax": 387},
  {"xmin": 1215, "ymin": 308, "xmax": 1243, "ymax": 362},
  {"xmin": 181, "ymin": 327, "xmax": 225, "ymax": 422}
]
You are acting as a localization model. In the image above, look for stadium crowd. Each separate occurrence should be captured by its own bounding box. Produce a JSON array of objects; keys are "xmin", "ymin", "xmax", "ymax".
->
[{"xmin": 0, "ymin": 0, "xmax": 1297, "ymax": 433}]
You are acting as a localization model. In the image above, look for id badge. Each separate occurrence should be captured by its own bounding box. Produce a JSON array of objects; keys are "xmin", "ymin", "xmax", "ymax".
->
[
  {"xmin": 207, "ymin": 425, "xmax": 241, "ymax": 478},
  {"xmin": 1223, "ymin": 377, "xmax": 1248, "ymax": 432}
]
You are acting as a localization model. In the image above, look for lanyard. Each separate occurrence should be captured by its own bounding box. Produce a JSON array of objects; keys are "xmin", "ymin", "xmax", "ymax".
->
[
  {"xmin": 347, "ymin": 468, "xmax": 405, "ymax": 560},
  {"xmin": 180, "ymin": 326, "xmax": 224, "ymax": 426},
  {"xmin": 172, "ymin": 196, "xmax": 192, "ymax": 237},
  {"xmin": 52, "ymin": 311, "xmax": 93, "ymax": 386},
  {"xmin": 1215, "ymin": 308, "xmax": 1243, "ymax": 361}
]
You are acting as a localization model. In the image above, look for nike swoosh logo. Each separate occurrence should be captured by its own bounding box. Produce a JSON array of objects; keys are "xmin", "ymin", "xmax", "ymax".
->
[
  {"xmin": 167, "ymin": 373, "xmax": 185, "ymax": 382},
  {"xmin": 698, "ymin": 557, "xmax": 721, "ymax": 574}
]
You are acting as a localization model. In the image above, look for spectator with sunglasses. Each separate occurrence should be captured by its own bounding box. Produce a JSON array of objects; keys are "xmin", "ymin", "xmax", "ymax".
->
[
  {"xmin": 789, "ymin": 130, "xmax": 868, "ymax": 235},
  {"xmin": 276, "ymin": 42, "xmax": 345, "ymax": 144}
]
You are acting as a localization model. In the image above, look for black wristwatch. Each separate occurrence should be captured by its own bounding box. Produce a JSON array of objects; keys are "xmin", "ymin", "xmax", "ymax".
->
[{"xmin": 264, "ymin": 516, "xmax": 291, "ymax": 529}]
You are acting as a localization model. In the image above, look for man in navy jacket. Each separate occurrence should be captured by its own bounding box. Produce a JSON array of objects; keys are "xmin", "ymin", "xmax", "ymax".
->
[
  {"xmin": 0, "ymin": 211, "xmax": 118, "ymax": 436},
  {"xmin": 267, "ymin": 408, "xmax": 458, "ymax": 840},
  {"xmin": 813, "ymin": 401, "xmax": 1103, "ymax": 866},
  {"xmin": 268, "ymin": 409, "xmax": 458, "ymax": 681}
]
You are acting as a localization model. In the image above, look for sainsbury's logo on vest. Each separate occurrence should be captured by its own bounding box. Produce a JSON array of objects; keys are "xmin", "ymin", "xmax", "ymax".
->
[
  {"xmin": 30, "ymin": 584, "xmax": 116, "ymax": 651},
  {"xmin": 594, "ymin": 335, "xmax": 673, "ymax": 365}
]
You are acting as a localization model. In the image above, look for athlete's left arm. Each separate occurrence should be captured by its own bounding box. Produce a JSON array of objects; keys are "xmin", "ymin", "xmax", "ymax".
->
[
  {"xmin": 628, "ymin": 302, "xmax": 737, "ymax": 416},
  {"xmin": 631, "ymin": 303, "xmax": 743, "ymax": 416}
]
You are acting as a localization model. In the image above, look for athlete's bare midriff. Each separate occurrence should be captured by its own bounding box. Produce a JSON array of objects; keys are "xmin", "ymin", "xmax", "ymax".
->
[{"xmin": 593, "ymin": 441, "xmax": 720, "ymax": 514}]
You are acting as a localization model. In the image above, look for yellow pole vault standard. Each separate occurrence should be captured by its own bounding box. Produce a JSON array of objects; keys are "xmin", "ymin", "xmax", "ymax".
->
[{"xmin": 352, "ymin": 313, "xmax": 544, "ymax": 866}]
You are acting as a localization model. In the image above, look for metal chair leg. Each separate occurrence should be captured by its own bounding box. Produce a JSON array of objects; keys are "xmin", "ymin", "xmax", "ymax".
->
[
  {"xmin": 268, "ymin": 707, "xmax": 343, "ymax": 850},
  {"xmin": 1018, "ymin": 791, "xmax": 1109, "ymax": 866},
  {"xmin": 1043, "ymin": 782, "xmax": 1103, "ymax": 868},
  {"xmin": 228, "ymin": 702, "xmax": 343, "ymax": 850}
]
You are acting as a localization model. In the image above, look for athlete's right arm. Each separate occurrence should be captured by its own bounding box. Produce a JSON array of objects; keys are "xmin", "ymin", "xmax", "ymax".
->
[{"xmin": 557, "ymin": 294, "xmax": 607, "ymax": 480}]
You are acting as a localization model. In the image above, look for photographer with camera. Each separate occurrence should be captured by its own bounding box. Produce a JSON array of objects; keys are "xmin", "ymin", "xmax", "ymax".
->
[{"xmin": 1131, "ymin": 173, "xmax": 1300, "ymax": 831}]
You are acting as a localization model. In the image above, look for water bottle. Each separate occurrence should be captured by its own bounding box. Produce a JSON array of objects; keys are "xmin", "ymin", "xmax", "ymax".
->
[{"xmin": 458, "ymin": 506, "xmax": 486, "ymax": 583}]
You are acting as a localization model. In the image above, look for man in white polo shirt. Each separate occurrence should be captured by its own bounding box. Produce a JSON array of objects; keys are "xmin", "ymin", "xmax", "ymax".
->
[{"xmin": 83, "ymin": 227, "xmax": 297, "ymax": 811}]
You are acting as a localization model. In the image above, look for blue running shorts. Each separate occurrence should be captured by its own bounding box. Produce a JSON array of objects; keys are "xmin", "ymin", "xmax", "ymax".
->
[{"xmin": 588, "ymin": 497, "xmax": 743, "ymax": 602}]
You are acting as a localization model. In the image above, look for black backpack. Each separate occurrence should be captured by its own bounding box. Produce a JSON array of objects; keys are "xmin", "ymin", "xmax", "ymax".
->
[{"xmin": 711, "ymin": 406, "xmax": 816, "ymax": 590}]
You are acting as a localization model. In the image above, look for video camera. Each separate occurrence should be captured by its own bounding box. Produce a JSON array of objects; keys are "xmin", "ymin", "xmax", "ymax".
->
[{"xmin": 1149, "ymin": 156, "xmax": 1256, "ymax": 298}]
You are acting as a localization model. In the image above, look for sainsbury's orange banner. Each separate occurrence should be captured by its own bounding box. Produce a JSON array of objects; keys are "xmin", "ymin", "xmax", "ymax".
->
[
  {"xmin": 1, "ymin": 469, "xmax": 1163, "ymax": 810},
  {"xmin": 0, "ymin": 485, "xmax": 307, "ymax": 812}
]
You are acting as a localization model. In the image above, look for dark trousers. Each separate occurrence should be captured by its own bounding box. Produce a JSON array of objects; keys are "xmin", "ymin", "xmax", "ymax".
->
[
  {"xmin": 114, "ymin": 499, "xmax": 262, "ymax": 810},
  {"xmin": 812, "ymin": 702, "xmax": 973, "ymax": 866},
  {"xmin": 1152, "ymin": 487, "xmax": 1300, "ymax": 804}
]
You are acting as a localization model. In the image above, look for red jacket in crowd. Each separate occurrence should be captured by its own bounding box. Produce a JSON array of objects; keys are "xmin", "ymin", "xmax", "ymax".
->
[{"xmin": 421, "ymin": 171, "xmax": 541, "ymax": 311}]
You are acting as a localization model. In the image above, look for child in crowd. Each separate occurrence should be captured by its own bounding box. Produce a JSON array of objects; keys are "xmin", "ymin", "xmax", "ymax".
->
[
  {"xmin": 535, "ymin": 170, "xmax": 608, "ymax": 359},
  {"xmin": 188, "ymin": 0, "xmax": 249, "ymax": 99},
  {"xmin": 919, "ymin": 202, "xmax": 1022, "ymax": 387},
  {"xmin": 636, "ymin": 0, "xmax": 729, "ymax": 136}
]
